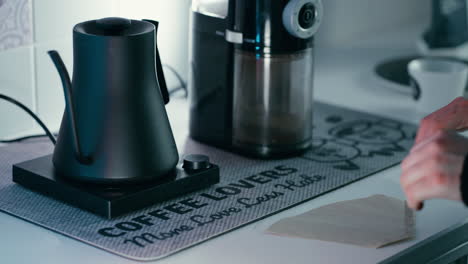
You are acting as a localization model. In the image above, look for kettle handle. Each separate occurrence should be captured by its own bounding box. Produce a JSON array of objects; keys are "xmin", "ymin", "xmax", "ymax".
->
[{"xmin": 143, "ymin": 19, "xmax": 170, "ymax": 104}]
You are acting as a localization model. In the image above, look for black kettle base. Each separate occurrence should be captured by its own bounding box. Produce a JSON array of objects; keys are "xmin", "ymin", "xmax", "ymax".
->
[{"xmin": 12, "ymin": 155, "xmax": 219, "ymax": 219}]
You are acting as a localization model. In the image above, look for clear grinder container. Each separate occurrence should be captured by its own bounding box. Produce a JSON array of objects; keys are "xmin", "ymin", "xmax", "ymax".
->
[
  {"xmin": 232, "ymin": 48, "xmax": 314, "ymax": 156},
  {"xmin": 189, "ymin": 0, "xmax": 322, "ymax": 157}
]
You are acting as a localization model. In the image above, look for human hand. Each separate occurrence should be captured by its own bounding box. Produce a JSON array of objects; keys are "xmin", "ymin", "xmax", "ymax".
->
[
  {"xmin": 415, "ymin": 97, "xmax": 468, "ymax": 144},
  {"xmin": 401, "ymin": 131, "xmax": 468, "ymax": 210}
]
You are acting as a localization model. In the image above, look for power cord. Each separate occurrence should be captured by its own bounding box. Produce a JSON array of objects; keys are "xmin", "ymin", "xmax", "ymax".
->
[
  {"xmin": 163, "ymin": 64, "xmax": 188, "ymax": 97},
  {"xmin": 0, "ymin": 133, "xmax": 58, "ymax": 144},
  {"xmin": 0, "ymin": 94, "xmax": 56, "ymax": 145},
  {"xmin": 0, "ymin": 64, "xmax": 187, "ymax": 144}
]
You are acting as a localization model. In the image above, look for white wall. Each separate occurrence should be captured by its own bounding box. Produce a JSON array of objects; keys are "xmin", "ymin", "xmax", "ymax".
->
[
  {"xmin": 0, "ymin": 0, "xmax": 429, "ymax": 139},
  {"xmin": 316, "ymin": 0, "xmax": 431, "ymax": 48}
]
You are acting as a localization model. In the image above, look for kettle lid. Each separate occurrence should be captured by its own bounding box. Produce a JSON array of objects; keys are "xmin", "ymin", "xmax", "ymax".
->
[{"xmin": 74, "ymin": 17, "xmax": 154, "ymax": 37}]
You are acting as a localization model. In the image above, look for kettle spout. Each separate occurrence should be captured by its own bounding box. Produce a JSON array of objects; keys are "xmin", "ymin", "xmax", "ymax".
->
[{"xmin": 48, "ymin": 50, "xmax": 92, "ymax": 165}]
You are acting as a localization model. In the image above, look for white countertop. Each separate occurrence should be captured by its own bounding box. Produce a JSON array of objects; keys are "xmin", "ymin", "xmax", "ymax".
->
[{"xmin": 2, "ymin": 23, "xmax": 468, "ymax": 264}]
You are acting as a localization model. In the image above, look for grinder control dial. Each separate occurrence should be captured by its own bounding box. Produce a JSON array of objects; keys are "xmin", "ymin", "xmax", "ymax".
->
[{"xmin": 283, "ymin": 0, "xmax": 323, "ymax": 39}]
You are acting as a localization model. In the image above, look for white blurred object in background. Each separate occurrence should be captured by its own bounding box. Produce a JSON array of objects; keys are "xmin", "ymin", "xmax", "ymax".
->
[{"xmin": 408, "ymin": 58, "xmax": 468, "ymax": 114}]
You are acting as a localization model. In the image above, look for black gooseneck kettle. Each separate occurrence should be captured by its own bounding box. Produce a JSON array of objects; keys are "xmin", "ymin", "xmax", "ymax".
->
[{"xmin": 48, "ymin": 17, "xmax": 179, "ymax": 184}]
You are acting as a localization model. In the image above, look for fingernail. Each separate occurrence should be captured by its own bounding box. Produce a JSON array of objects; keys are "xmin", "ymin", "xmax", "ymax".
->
[{"xmin": 416, "ymin": 202, "xmax": 424, "ymax": 211}]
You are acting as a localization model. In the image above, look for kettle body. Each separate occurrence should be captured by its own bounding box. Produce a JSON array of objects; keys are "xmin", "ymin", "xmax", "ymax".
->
[
  {"xmin": 189, "ymin": 0, "xmax": 322, "ymax": 158},
  {"xmin": 50, "ymin": 18, "xmax": 179, "ymax": 184}
]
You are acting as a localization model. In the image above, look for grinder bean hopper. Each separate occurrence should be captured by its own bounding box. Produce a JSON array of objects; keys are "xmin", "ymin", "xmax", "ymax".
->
[{"xmin": 11, "ymin": 17, "xmax": 219, "ymax": 219}]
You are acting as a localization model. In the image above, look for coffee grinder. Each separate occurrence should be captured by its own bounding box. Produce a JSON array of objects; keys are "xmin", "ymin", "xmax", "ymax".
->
[{"xmin": 189, "ymin": 0, "xmax": 323, "ymax": 158}]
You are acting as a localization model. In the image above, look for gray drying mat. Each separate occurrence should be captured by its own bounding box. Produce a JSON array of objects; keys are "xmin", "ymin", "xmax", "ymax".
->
[{"xmin": 0, "ymin": 102, "xmax": 416, "ymax": 261}]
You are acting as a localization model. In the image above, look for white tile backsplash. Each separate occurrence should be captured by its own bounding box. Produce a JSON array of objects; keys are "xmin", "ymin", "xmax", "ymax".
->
[
  {"xmin": 32, "ymin": 0, "xmax": 119, "ymax": 42},
  {"xmin": 0, "ymin": 46, "xmax": 36, "ymax": 138},
  {"xmin": 0, "ymin": 0, "xmax": 33, "ymax": 52},
  {"xmin": 34, "ymin": 37, "xmax": 72, "ymax": 131}
]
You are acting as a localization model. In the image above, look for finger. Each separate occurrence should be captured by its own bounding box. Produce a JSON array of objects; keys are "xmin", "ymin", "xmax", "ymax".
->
[
  {"xmin": 404, "ymin": 177, "xmax": 444, "ymax": 210},
  {"xmin": 403, "ymin": 135, "xmax": 444, "ymax": 171},
  {"xmin": 415, "ymin": 97, "xmax": 468, "ymax": 144},
  {"xmin": 401, "ymin": 160, "xmax": 438, "ymax": 189},
  {"xmin": 405, "ymin": 200, "xmax": 424, "ymax": 211},
  {"xmin": 415, "ymin": 124, "xmax": 442, "ymax": 145},
  {"xmin": 411, "ymin": 131, "xmax": 468, "ymax": 159},
  {"xmin": 410, "ymin": 131, "xmax": 443, "ymax": 154},
  {"xmin": 414, "ymin": 117, "xmax": 442, "ymax": 145},
  {"xmin": 402, "ymin": 151, "xmax": 463, "ymax": 188},
  {"xmin": 403, "ymin": 147, "xmax": 429, "ymax": 170},
  {"xmin": 415, "ymin": 128, "xmax": 438, "ymax": 145}
]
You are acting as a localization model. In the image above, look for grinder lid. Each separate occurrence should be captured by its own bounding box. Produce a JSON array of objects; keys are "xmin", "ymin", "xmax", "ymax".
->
[{"xmin": 74, "ymin": 17, "xmax": 154, "ymax": 37}]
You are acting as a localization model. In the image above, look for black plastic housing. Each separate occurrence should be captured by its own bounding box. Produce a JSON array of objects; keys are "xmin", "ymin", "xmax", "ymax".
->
[
  {"xmin": 189, "ymin": 12, "xmax": 234, "ymax": 148},
  {"xmin": 13, "ymin": 155, "xmax": 220, "ymax": 219},
  {"xmin": 231, "ymin": 0, "xmax": 312, "ymax": 55}
]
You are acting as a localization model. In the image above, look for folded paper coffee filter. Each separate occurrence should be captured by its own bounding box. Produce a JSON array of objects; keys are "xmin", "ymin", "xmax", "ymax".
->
[{"xmin": 266, "ymin": 195, "xmax": 415, "ymax": 248}]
